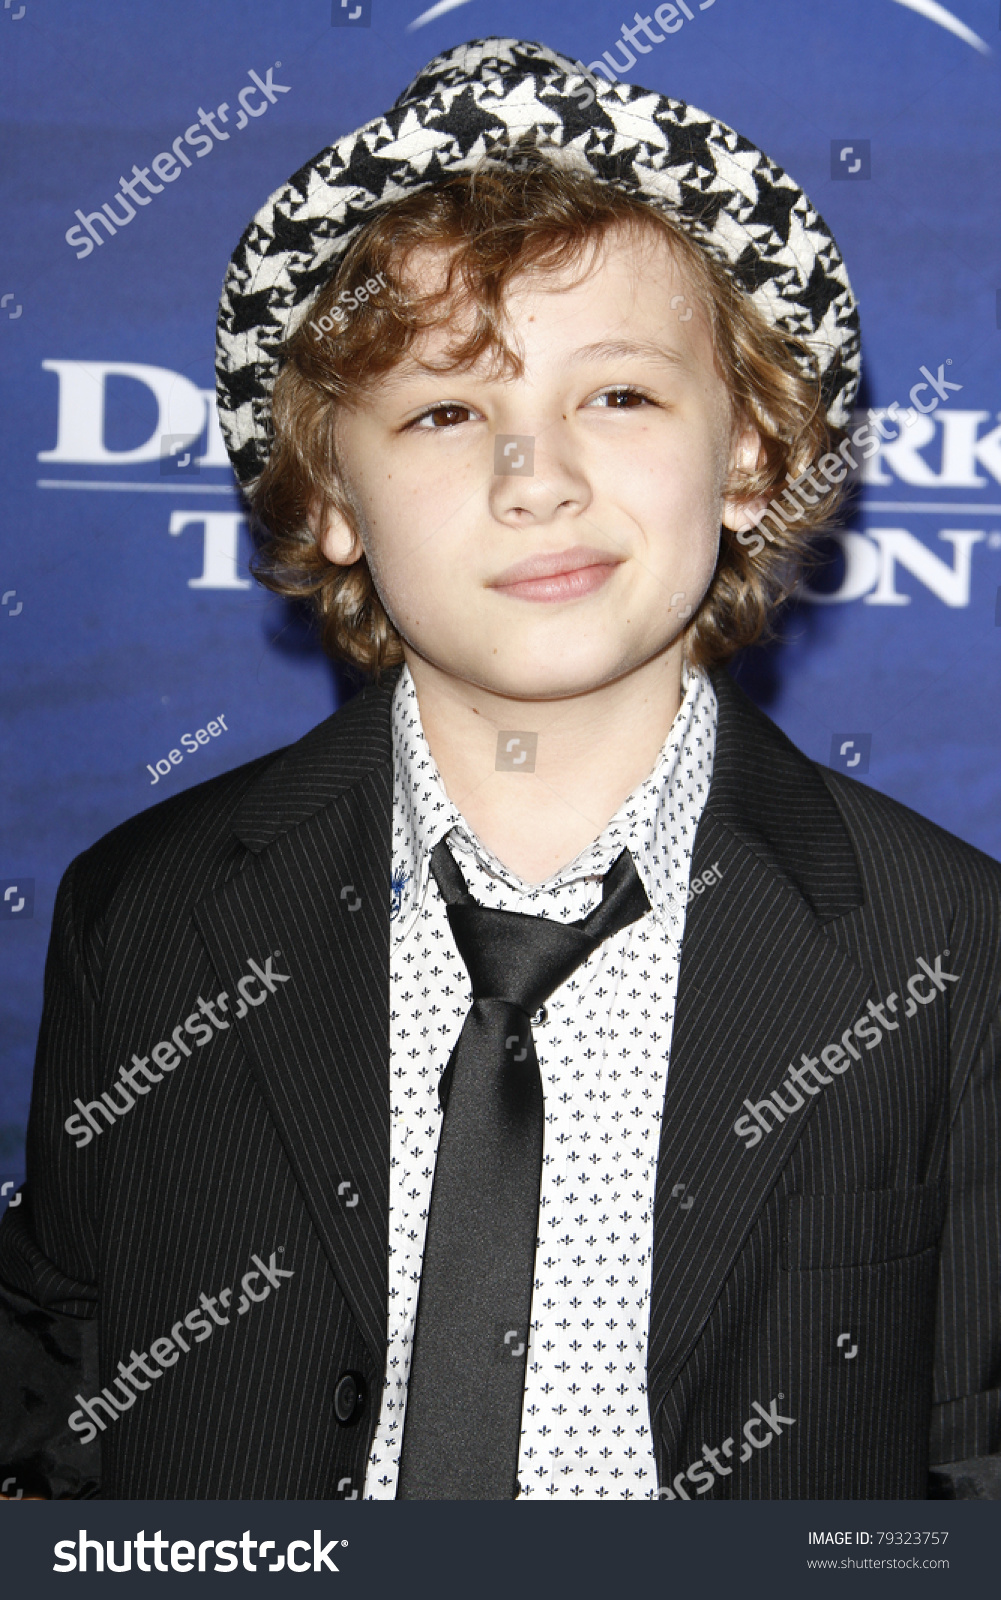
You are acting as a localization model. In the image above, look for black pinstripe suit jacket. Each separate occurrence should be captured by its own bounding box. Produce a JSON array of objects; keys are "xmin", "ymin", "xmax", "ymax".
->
[{"xmin": 2, "ymin": 668, "xmax": 1000, "ymax": 1500}]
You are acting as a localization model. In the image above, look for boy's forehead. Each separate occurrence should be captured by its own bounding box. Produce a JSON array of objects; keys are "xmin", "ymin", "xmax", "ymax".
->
[
  {"xmin": 396, "ymin": 217, "xmax": 688, "ymax": 301},
  {"xmin": 384, "ymin": 222, "xmax": 707, "ymax": 379}
]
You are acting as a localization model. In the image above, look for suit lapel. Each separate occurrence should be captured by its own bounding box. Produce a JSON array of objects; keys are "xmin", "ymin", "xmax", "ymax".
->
[
  {"xmin": 646, "ymin": 671, "xmax": 874, "ymax": 1419},
  {"xmin": 193, "ymin": 679, "xmax": 396, "ymax": 1369}
]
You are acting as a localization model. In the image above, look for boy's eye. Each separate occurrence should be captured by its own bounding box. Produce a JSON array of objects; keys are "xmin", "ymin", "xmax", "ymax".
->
[
  {"xmin": 589, "ymin": 387, "xmax": 654, "ymax": 409},
  {"xmin": 411, "ymin": 403, "xmax": 477, "ymax": 429}
]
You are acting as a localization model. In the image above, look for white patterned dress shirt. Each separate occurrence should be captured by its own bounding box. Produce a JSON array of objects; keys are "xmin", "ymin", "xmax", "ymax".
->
[{"xmin": 363, "ymin": 662, "xmax": 717, "ymax": 1499}]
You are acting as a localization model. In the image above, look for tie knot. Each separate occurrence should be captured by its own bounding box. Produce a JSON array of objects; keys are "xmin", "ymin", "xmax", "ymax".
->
[
  {"xmin": 430, "ymin": 842, "xmax": 650, "ymax": 1016},
  {"xmin": 444, "ymin": 902, "xmax": 595, "ymax": 1015}
]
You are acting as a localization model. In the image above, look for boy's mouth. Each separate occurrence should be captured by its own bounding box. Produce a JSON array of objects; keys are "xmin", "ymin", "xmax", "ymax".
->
[{"xmin": 489, "ymin": 545, "xmax": 624, "ymax": 604}]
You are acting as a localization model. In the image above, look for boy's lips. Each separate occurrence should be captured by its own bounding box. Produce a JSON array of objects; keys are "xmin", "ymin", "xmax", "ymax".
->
[{"xmin": 489, "ymin": 545, "xmax": 624, "ymax": 604}]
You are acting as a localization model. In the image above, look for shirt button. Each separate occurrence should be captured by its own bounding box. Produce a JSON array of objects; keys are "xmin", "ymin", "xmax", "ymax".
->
[
  {"xmin": 333, "ymin": 1371, "xmax": 366, "ymax": 1425},
  {"xmin": 533, "ymin": 1005, "xmax": 548, "ymax": 1026}
]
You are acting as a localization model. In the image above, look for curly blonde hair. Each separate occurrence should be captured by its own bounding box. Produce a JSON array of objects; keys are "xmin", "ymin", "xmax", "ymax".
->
[{"xmin": 250, "ymin": 155, "xmax": 849, "ymax": 676}]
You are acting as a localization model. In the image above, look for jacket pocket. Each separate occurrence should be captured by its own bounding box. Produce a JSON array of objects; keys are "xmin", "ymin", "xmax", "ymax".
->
[
  {"xmin": 772, "ymin": 1186, "xmax": 944, "ymax": 1497},
  {"xmin": 780, "ymin": 1185, "xmax": 945, "ymax": 1271}
]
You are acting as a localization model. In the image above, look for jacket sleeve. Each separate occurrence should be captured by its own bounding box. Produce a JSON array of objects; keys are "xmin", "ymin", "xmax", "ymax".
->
[
  {"xmin": 0, "ymin": 858, "xmax": 102, "ymax": 1498},
  {"xmin": 928, "ymin": 1001, "xmax": 1001, "ymax": 1497}
]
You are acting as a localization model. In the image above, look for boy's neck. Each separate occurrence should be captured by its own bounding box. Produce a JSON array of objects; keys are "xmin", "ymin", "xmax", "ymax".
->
[{"xmin": 405, "ymin": 646, "xmax": 687, "ymax": 885}]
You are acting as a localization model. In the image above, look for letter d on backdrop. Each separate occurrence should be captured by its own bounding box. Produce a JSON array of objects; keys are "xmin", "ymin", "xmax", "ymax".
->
[{"xmin": 38, "ymin": 361, "xmax": 206, "ymax": 465}]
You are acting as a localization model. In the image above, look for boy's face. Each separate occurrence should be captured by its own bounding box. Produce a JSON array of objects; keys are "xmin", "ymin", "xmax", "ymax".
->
[{"xmin": 318, "ymin": 222, "xmax": 763, "ymax": 703}]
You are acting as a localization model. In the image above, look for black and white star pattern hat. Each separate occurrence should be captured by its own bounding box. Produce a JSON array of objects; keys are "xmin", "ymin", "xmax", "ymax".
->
[{"xmin": 216, "ymin": 35, "xmax": 861, "ymax": 491}]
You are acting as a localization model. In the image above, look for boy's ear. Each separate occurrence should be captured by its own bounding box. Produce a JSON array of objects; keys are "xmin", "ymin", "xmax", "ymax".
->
[
  {"xmin": 721, "ymin": 423, "xmax": 770, "ymax": 535},
  {"xmin": 311, "ymin": 499, "xmax": 364, "ymax": 566}
]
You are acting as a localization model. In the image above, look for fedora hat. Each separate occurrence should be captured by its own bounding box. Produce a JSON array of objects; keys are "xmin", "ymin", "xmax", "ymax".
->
[{"xmin": 216, "ymin": 35, "xmax": 860, "ymax": 489}]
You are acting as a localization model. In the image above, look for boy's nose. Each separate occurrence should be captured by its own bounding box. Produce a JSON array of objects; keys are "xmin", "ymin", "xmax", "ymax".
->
[{"xmin": 487, "ymin": 430, "xmax": 592, "ymax": 525}]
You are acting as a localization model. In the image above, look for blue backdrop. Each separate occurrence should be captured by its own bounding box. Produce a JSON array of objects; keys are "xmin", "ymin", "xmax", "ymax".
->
[{"xmin": 2, "ymin": 0, "xmax": 1000, "ymax": 1190}]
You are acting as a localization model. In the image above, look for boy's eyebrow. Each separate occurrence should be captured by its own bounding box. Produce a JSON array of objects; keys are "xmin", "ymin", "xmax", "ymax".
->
[
  {"xmin": 568, "ymin": 339, "xmax": 689, "ymax": 370},
  {"xmin": 371, "ymin": 338, "xmax": 690, "ymax": 396}
]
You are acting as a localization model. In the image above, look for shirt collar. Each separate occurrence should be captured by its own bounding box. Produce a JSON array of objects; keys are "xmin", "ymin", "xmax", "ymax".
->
[
  {"xmin": 390, "ymin": 663, "xmax": 717, "ymax": 941},
  {"xmin": 390, "ymin": 666, "xmax": 465, "ymax": 931}
]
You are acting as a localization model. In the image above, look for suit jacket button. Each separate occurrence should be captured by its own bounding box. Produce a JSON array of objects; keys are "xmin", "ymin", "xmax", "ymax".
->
[{"xmin": 333, "ymin": 1371, "xmax": 366, "ymax": 1425}]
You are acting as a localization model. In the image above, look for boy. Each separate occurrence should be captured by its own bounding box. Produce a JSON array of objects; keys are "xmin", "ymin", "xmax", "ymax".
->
[{"xmin": 1, "ymin": 37, "xmax": 998, "ymax": 1501}]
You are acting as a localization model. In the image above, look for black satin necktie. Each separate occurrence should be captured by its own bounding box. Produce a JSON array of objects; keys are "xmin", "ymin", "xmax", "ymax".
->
[{"xmin": 396, "ymin": 841, "xmax": 651, "ymax": 1500}]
